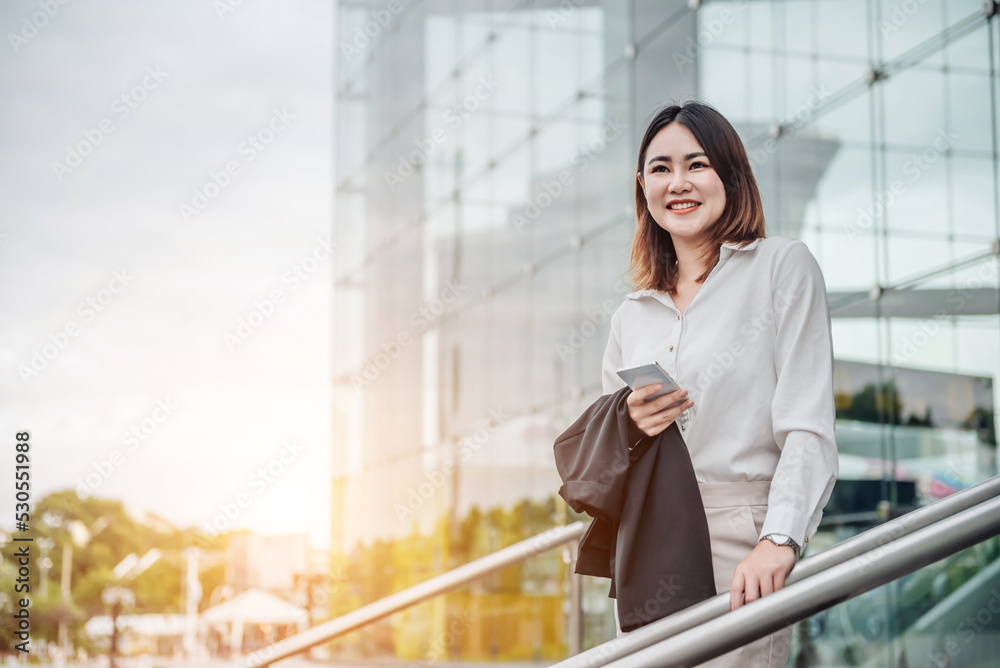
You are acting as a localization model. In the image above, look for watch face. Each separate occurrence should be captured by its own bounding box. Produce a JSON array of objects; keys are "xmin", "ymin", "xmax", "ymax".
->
[{"xmin": 767, "ymin": 534, "xmax": 800, "ymax": 557}]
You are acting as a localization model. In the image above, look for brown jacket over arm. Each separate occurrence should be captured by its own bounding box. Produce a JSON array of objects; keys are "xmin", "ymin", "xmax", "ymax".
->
[{"xmin": 554, "ymin": 385, "xmax": 717, "ymax": 631}]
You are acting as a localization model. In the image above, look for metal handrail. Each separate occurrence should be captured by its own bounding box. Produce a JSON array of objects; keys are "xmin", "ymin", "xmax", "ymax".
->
[
  {"xmin": 551, "ymin": 474, "xmax": 1000, "ymax": 668},
  {"xmin": 607, "ymin": 494, "xmax": 1000, "ymax": 668},
  {"xmin": 243, "ymin": 521, "xmax": 588, "ymax": 668},
  {"xmin": 241, "ymin": 475, "xmax": 1000, "ymax": 668}
]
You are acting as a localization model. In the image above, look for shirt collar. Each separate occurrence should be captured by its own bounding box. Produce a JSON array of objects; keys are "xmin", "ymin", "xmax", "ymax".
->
[
  {"xmin": 721, "ymin": 237, "xmax": 763, "ymax": 251},
  {"xmin": 625, "ymin": 238, "xmax": 763, "ymax": 300}
]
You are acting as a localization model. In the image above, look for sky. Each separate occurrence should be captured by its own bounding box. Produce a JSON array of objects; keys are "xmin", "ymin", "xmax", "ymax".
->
[{"xmin": 0, "ymin": 0, "xmax": 335, "ymax": 549}]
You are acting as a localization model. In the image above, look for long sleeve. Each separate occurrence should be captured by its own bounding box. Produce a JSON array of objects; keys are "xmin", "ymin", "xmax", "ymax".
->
[
  {"xmin": 759, "ymin": 241, "xmax": 839, "ymax": 547},
  {"xmin": 601, "ymin": 308, "xmax": 628, "ymax": 395},
  {"xmin": 602, "ymin": 308, "xmax": 647, "ymax": 449}
]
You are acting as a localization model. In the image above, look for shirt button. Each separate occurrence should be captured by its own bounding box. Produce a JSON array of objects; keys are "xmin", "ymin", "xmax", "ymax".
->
[
  {"xmin": 676, "ymin": 315, "xmax": 681, "ymax": 320},
  {"xmin": 669, "ymin": 345, "xmax": 674, "ymax": 351}
]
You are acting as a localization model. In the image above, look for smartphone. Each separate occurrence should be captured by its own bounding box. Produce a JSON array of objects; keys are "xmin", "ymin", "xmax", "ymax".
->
[{"xmin": 616, "ymin": 361, "xmax": 686, "ymax": 408}]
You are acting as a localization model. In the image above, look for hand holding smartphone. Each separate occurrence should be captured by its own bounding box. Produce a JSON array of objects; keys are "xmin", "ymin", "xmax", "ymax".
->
[{"xmin": 616, "ymin": 361, "xmax": 687, "ymax": 409}]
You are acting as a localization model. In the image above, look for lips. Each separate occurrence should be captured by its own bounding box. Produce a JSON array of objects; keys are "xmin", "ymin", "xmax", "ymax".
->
[{"xmin": 666, "ymin": 200, "xmax": 701, "ymax": 214}]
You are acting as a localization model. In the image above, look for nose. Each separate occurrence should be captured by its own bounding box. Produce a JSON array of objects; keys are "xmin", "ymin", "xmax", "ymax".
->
[{"xmin": 667, "ymin": 168, "xmax": 690, "ymax": 194}]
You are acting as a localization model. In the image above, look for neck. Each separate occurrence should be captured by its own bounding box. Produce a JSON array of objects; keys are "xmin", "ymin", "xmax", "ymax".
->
[{"xmin": 672, "ymin": 235, "xmax": 715, "ymax": 283}]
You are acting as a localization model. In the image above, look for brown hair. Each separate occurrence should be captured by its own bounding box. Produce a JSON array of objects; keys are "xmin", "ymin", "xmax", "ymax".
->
[{"xmin": 630, "ymin": 101, "xmax": 766, "ymax": 294}]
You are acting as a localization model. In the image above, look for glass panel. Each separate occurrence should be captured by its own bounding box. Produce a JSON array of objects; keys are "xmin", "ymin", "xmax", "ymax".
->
[
  {"xmin": 812, "ymin": 225, "xmax": 879, "ymax": 293},
  {"xmin": 887, "ymin": 236, "xmax": 953, "ymax": 284},
  {"xmin": 337, "ymin": 6, "xmax": 373, "ymax": 86},
  {"xmin": 457, "ymin": 9, "xmax": 491, "ymax": 65},
  {"xmin": 535, "ymin": 28, "xmax": 583, "ymax": 118},
  {"xmin": 425, "ymin": 13, "xmax": 458, "ymax": 86},
  {"xmin": 948, "ymin": 72, "xmax": 993, "ymax": 154},
  {"xmin": 493, "ymin": 137, "xmax": 533, "ymax": 212},
  {"xmin": 701, "ymin": 46, "xmax": 749, "ymax": 119},
  {"xmin": 920, "ymin": 239, "xmax": 996, "ymax": 289},
  {"xmin": 882, "ymin": 68, "xmax": 948, "ymax": 150},
  {"xmin": 883, "ymin": 148, "xmax": 950, "ymax": 236},
  {"xmin": 956, "ymin": 318, "xmax": 1000, "ymax": 438},
  {"xmin": 816, "ymin": 59, "xmax": 866, "ymax": 100},
  {"xmin": 817, "ymin": 89, "xmax": 872, "ymax": 146},
  {"xmin": 878, "ymin": 0, "xmax": 945, "ymax": 65},
  {"xmin": 698, "ymin": 0, "xmax": 750, "ymax": 49},
  {"xmin": 337, "ymin": 98, "xmax": 369, "ymax": 175},
  {"xmin": 579, "ymin": 227, "xmax": 634, "ymax": 392},
  {"xmin": 491, "ymin": 23, "xmax": 531, "ymax": 115},
  {"xmin": 951, "ymin": 156, "xmax": 997, "ymax": 240},
  {"xmin": 782, "ymin": 0, "xmax": 814, "ymax": 54},
  {"xmin": 946, "ymin": 20, "xmax": 991, "ymax": 72},
  {"xmin": 944, "ymin": 0, "xmax": 990, "ymax": 24},
  {"xmin": 748, "ymin": 50, "xmax": 776, "ymax": 123},
  {"xmin": 450, "ymin": 297, "xmax": 490, "ymax": 434},
  {"xmin": 888, "ymin": 316, "xmax": 957, "ymax": 370},
  {"xmin": 574, "ymin": 119, "xmax": 634, "ymax": 224},
  {"xmin": 531, "ymin": 253, "xmax": 578, "ymax": 410},
  {"xmin": 427, "ymin": 78, "xmax": 458, "ymax": 115},
  {"xmin": 744, "ymin": 0, "xmax": 774, "ymax": 52},
  {"xmin": 456, "ymin": 84, "xmax": 494, "ymax": 179},
  {"xmin": 487, "ymin": 278, "xmax": 530, "ymax": 416},
  {"xmin": 809, "ymin": 146, "xmax": 876, "ymax": 253},
  {"xmin": 831, "ymin": 319, "xmax": 883, "ymax": 363},
  {"xmin": 535, "ymin": 119, "xmax": 583, "ymax": 179},
  {"xmin": 790, "ymin": 540, "xmax": 1000, "ymax": 666},
  {"xmin": 955, "ymin": 317, "xmax": 1000, "ymax": 392},
  {"xmin": 386, "ymin": 3, "xmax": 430, "ymax": 114},
  {"xmin": 491, "ymin": 200, "xmax": 532, "ymax": 284},
  {"xmin": 948, "ymin": 243, "xmax": 1000, "ymax": 294},
  {"xmin": 816, "ymin": 0, "xmax": 869, "ymax": 60},
  {"xmin": 579, "ymin": 27, "xmax": 606, "ymax": 94}
]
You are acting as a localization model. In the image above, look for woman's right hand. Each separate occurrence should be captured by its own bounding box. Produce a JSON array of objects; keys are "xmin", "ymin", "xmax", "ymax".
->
[{"xmin": 626, "ymin": 384, "xmax": 694, "ymax": 437}]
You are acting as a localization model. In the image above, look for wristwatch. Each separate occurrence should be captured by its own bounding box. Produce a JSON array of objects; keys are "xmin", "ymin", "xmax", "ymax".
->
[{"xmin": 760, "ymin": 533, "xmax": 801, "ymax": 558}]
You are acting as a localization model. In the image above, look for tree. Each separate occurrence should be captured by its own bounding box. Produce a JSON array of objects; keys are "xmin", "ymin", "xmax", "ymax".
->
[{"xmin": 26, "ymin": 490, "xmax": 234, "ymax": 650}]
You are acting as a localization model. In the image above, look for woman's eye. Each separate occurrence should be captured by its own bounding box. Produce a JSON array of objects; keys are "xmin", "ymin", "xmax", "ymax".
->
[{"xmin": 651, "ymin": 162, "xmax": 707, "ymax": 173}]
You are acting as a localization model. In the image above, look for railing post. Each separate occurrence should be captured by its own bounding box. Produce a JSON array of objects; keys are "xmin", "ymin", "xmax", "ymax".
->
[{"xmin": 565, "ymin": 541, "xmax": 583, "ymax": 655}]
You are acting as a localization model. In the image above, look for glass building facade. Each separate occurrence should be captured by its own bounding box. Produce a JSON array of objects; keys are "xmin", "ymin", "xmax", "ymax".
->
[{"xmin": 332, "ymin": 0, "xmax": 1000, "ymax": 664}]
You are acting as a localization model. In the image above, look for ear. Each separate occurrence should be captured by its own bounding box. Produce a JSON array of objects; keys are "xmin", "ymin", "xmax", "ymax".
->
[{"xmin": 636, "ymin": 171, "xmax": 645, "ymax": 198}]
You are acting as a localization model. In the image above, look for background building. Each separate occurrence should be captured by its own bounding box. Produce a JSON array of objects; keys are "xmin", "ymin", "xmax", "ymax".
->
[
  {"xmin": 333, "ymin": 1, "xmax": 1000, "ymax": 664},
  {"xmin": 226, "ymin": 533, "xmax": 310, "ymax": 594}
]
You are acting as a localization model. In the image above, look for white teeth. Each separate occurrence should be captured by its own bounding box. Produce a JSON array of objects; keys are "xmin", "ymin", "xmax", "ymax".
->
[{"xmin": 668, "ymin": 202, "xmax": 700, "ymax": 210}]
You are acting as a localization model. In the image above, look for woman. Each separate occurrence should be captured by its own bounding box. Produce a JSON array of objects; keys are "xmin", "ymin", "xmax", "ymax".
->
[{"xmin": 600, "ymin": 101, "xmax": 838, "ymax": 666}]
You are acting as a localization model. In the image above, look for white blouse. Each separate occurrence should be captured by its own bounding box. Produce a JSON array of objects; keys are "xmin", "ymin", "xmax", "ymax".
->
[{"xmin": 600, "ymin": 235, "xmax": 839, "ymax": 546}]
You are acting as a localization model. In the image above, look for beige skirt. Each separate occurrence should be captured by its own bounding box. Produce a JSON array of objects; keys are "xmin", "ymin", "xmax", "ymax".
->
[{"xmin": 614, "ymin": 480, "xmax": 794, "ymax": 668}]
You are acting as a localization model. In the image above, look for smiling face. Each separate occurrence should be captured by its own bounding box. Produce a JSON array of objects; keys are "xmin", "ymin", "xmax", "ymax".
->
[{"xmin": 637, "ymin": 122, "xmax": 727, "ymax": 247}]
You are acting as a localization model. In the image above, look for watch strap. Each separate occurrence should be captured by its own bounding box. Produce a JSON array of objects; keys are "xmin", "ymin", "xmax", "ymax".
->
[{"xmin": 761, "ymin": 533, "xmax": 801, "ymax": 558}]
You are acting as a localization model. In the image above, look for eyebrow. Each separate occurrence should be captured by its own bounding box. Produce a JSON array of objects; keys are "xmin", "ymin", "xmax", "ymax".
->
[{"xmin": 647, "ymin": 152, "xmax": 707, "ymax": 166}]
